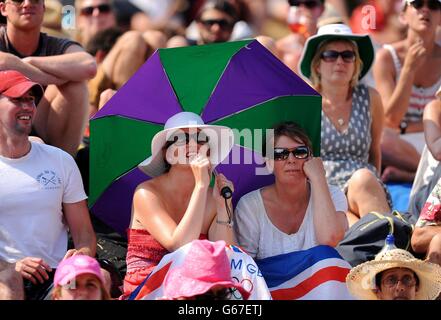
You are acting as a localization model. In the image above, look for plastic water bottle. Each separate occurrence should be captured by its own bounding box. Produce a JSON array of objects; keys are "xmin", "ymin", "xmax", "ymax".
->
[{"xmin": 377, "ymin": 234, "xmax": 397, "ymax": 256}]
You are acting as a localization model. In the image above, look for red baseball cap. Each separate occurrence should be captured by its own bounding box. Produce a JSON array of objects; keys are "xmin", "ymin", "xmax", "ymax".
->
[{"xmin": 0, "ymin": 70, "xmax": 44, "ymax": 105}]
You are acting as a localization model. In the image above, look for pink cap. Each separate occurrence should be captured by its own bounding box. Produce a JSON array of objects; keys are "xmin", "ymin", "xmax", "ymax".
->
[
  {"xmin": 162, "ymin": 240, "xmax": 250, "ymax": 300},
  {"xmin": 0, "ymin": 70, "xmax": 43, "ymax": 105},
  {"xmin": 54, "ymin": 255, "xmax": 104, "ymax": 287}
]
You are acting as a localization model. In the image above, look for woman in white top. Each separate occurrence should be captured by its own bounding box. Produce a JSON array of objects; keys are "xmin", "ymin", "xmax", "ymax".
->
[{"xmin": 234, "ymin": 121, "xmax": 348, "ymax": 260}]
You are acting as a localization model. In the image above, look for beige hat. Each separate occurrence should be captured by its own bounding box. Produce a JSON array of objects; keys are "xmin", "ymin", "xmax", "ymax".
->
[
  {"xmin": 346, "ymin": 249, "xmax": 441, "ymax": 300},
  {"xmin": 436, "ymin": 85, "xmax": 441, "ymax": 99},
  {"xmin": 138, "ymin": 112, "xmax": 234, "ymax": 178}
]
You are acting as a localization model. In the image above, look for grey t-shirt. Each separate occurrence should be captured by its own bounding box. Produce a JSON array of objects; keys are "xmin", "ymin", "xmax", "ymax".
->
[{"xmin": 0, "ymin": 25, "xmax": 80, "ymax": 57}]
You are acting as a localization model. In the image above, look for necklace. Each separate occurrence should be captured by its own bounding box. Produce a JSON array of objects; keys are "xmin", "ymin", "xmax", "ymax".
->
[{"xmin": 337, "ymin": 118, "xmax": 344, "ymax": 126}]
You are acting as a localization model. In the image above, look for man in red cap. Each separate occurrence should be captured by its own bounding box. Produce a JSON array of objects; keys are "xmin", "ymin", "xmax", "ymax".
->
[
  {"xmin": 0, "ymin": 0, "xmax": 97, "ymax": 156},
  {"xmin": 0, "ymin": 70, "xmax": 96, "ymax": 300}
]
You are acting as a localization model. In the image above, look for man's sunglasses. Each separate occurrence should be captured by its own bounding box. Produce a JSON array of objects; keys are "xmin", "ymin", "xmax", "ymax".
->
[
  {"xmin": 273, "ymin": 146, "xmax": 310, "ymax": 161},
  {"xmin": 408, "ymin": 0, "xmax": 441, "ymax": 10},
  {"xmin": 80, "ymin": 4, "xmax": 112, "ymax": 16},
  {"xmin": 320, "ymin": 50, "xmax": 356, "ymax": 63},
  {"xmin": 288, "ymin": 0, "xmax": 322, "ymax": 9},
  {"xmin": 165, "ymin": 131, "xmax": 210, "ymax": 147},
  {"xmin": 200, "ymin": 19, "xmax": 234, "ymax": 30},
  {"xmin": 7, "ymin": 0, "xmax": 42, "ymax": 5}
]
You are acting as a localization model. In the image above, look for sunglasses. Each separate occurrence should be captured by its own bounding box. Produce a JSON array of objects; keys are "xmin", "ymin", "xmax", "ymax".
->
[
  {"xmin": 288, "ymin": 0, "xmax": 322, "ymax": 9},
  {"xmin": 165, "ymin": 131, "xmax": 210, "ymax": 147},
  {"xmin": 320, "ymin": 50, "xmax": 356, "ymax": 63},
  {"xmin": 273, "ymin": 146, "xmax": 310, "ymax": 161},
  {"xmin": 200, "ymin": 19, "xmax": 234, "ymax": 30},
  {"xmin": 7, "ymin": 0, "xmax": 41, "ymax": 5},
  {"xmin": 408, "ymin": 0, "xmax": 441, "ymax": 10},
  {"xmin": 80, "ymin": 4, "xmax": 112, "ymax": 16}
]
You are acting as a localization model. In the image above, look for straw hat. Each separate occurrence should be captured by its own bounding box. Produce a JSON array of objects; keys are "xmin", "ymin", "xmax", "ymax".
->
[
  {"xmin": 138, "ymin": 112, "xmax": 234, "ymax": 178},
  {"xmin": 346, "ymin": 249, "xmax": 441, "ymax": 300},
  {"xmin": 162, "ymin": 240, "xmax": 250, "ymax": 300},
  {"xmin": 298, "ymin": 23, "xmax": 374, "ymax": 81}
]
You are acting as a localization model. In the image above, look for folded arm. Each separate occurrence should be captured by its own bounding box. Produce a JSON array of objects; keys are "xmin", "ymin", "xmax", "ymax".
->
[
  {"xmin": 22, "ymin": 44, "xmax": 97, "ymax": 82},
  {"xmin": 0, "ymin": 51, "xmax": 66, "ymax": 86}
]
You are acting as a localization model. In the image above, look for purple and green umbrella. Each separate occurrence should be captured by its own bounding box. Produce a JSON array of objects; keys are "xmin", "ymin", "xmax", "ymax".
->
[{"xmin": 90, "ymin": 39, "xmax": 321, "ymax": 236}]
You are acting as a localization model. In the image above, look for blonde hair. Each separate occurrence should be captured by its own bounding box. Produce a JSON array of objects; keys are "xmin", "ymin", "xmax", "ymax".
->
[
  {"xmin": 310, "ymin": 39, "xmax": 363, "ymax": 92},
  {"xmin": 52, "ymin": 279, "xmax": 112, "ymax": 300}
]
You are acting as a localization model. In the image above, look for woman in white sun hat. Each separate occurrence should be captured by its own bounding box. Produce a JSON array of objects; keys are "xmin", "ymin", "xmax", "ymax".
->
[
  {"xmin": 298, "ymin": 23, "xmax": 391, "ymax": 227},
  {"xmin": 346, "ymin": 248, "xmax": 441, "ymax": 300},
  {"xmin": 122, "ymin": 111, "xmax": 235, "ymax": 298}
]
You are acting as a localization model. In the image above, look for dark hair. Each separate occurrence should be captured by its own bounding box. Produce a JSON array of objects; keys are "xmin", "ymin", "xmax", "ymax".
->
[
  {"xmin": 375, "ymin": 269, "xmax": 420, "ymax": 290},
  {"xmin": 192, "ymin": 287, "xmax": 233, "ymax": 300},
  {"xmin": 196, "ymin": 0, "xmax": 239, "ymax": 22},
  {"xmin": 85, "ymin": 27, "xmax": 123, "ymax": 56},
  {"xmin": 263, "ymin": 121, "xmax": 313, "ymax": 157}
]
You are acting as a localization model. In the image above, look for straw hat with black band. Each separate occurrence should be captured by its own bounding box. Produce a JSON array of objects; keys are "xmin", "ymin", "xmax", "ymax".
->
[{"xmin": 346, "ymin": 248, "xmax": 441, "ymax": 300}]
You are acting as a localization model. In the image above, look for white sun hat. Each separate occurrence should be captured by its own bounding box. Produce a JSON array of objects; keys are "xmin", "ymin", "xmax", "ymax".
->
[{"xmin": 138, "ymin": 112, "xmax": 234, "ymax": 178}]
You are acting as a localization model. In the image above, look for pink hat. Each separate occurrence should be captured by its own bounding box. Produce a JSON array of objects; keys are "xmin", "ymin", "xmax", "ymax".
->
[
  {"xmin": 162, "ymin": 240, "xmax": 250, "ymax": 300},
  {"xmin": 0, "ymin": 70, "xmax": 44, "ymax": 105},
  {"xmin": 54, "ymin": 255, "xmax": 105, "ymax": 287}
]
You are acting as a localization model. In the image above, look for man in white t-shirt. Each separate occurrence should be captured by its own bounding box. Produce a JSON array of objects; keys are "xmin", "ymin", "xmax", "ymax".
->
[{"xmin": 0, "ymin": 70, "xmax": 96, "ymax": 300}]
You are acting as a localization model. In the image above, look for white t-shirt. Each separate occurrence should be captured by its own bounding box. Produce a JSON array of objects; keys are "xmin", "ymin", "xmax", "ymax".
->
[
  {"xmin": 234, "ymin": 185, "xmax": 347, "ymax": 260},
  {"xmin": 0, "ymin": 142, "xmax": 87, "ymax": 267}
]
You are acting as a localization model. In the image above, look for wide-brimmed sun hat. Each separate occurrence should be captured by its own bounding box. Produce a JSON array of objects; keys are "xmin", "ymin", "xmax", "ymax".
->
[
  {"xmin": 138, "ymin": 112, "xmax": 234, "ymax": 178},
  {"xmin": 346, "ymin": 249, "xmax": 441, "ymax": 300},
  {"xmin": 162, "ymin": 240, "xmax": 250, "ymax": 300},
  {"xmin": 299, "ymin": 23, "xmax": 374, "ymax": 81}
]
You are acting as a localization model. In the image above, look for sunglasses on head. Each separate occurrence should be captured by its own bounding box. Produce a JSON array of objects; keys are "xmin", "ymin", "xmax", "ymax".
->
[
  {"xmin": 166, "ymin": 131, "xmax": 210, "ymax": 147},
  {"xmin": 408, "ymin": 0, "xmax": 441, "ymax": 10},
  {"xmin": 200, "ymin": 19, "xmax": 234, "ymax": 30},
  {"xmin": 288, "ymin": 0, "xmax": 322, "ymax": 9},
  {"xmin": 320, "ymin": 50, "xmax": 356, "ymax": 63},
  {"xmin": 273, "ymin": 146, "xmax": 310, "ymax": 161},
  {"xmin": 7, "ymin": 0, "xmax": 41, "ymax": 5},
  {"xmin": 80, "ymin": 4, "xmax": 112, "ymax": 16}
]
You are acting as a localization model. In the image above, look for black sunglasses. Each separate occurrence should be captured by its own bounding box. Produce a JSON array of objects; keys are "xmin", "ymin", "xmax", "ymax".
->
[
  {"xmin": 408, "ymin": 0, "xmax": 441, "ymax": 10},
  {"xmin": 288, "ymin": 0, "xmax": 322, "ymax": 9},
  {"xmin": 320, "ymin": 50, "xmax": 356, "ymax": 63},
  {"xmin": 8, "ymin": 0, "xmax": 41, "ymax": 5},
  {"xmin": 200, "ymin": 19, "xmax": 234, "ymax": 30},
  {"xmin": 165, "ymin": 131, "xmax": 210, "ymax": 147},
  {"xmin": 80, "ymin": 4, "xmax": 112, "ymax": 16},
  {"xmin": 273, "ymin": 146, "xmax": 310, "ymax": 161}
]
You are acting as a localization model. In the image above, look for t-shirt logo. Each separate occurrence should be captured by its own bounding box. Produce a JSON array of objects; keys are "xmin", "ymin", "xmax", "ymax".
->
[{"xmin": 36, "ymin": 170, "xmax": 61, "ymax": 189}]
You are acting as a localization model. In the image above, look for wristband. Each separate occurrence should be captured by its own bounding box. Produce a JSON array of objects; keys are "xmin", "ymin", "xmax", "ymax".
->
[{"xmin": 216, "ymin": 218, "xmax": 234, "ymax": 227}]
